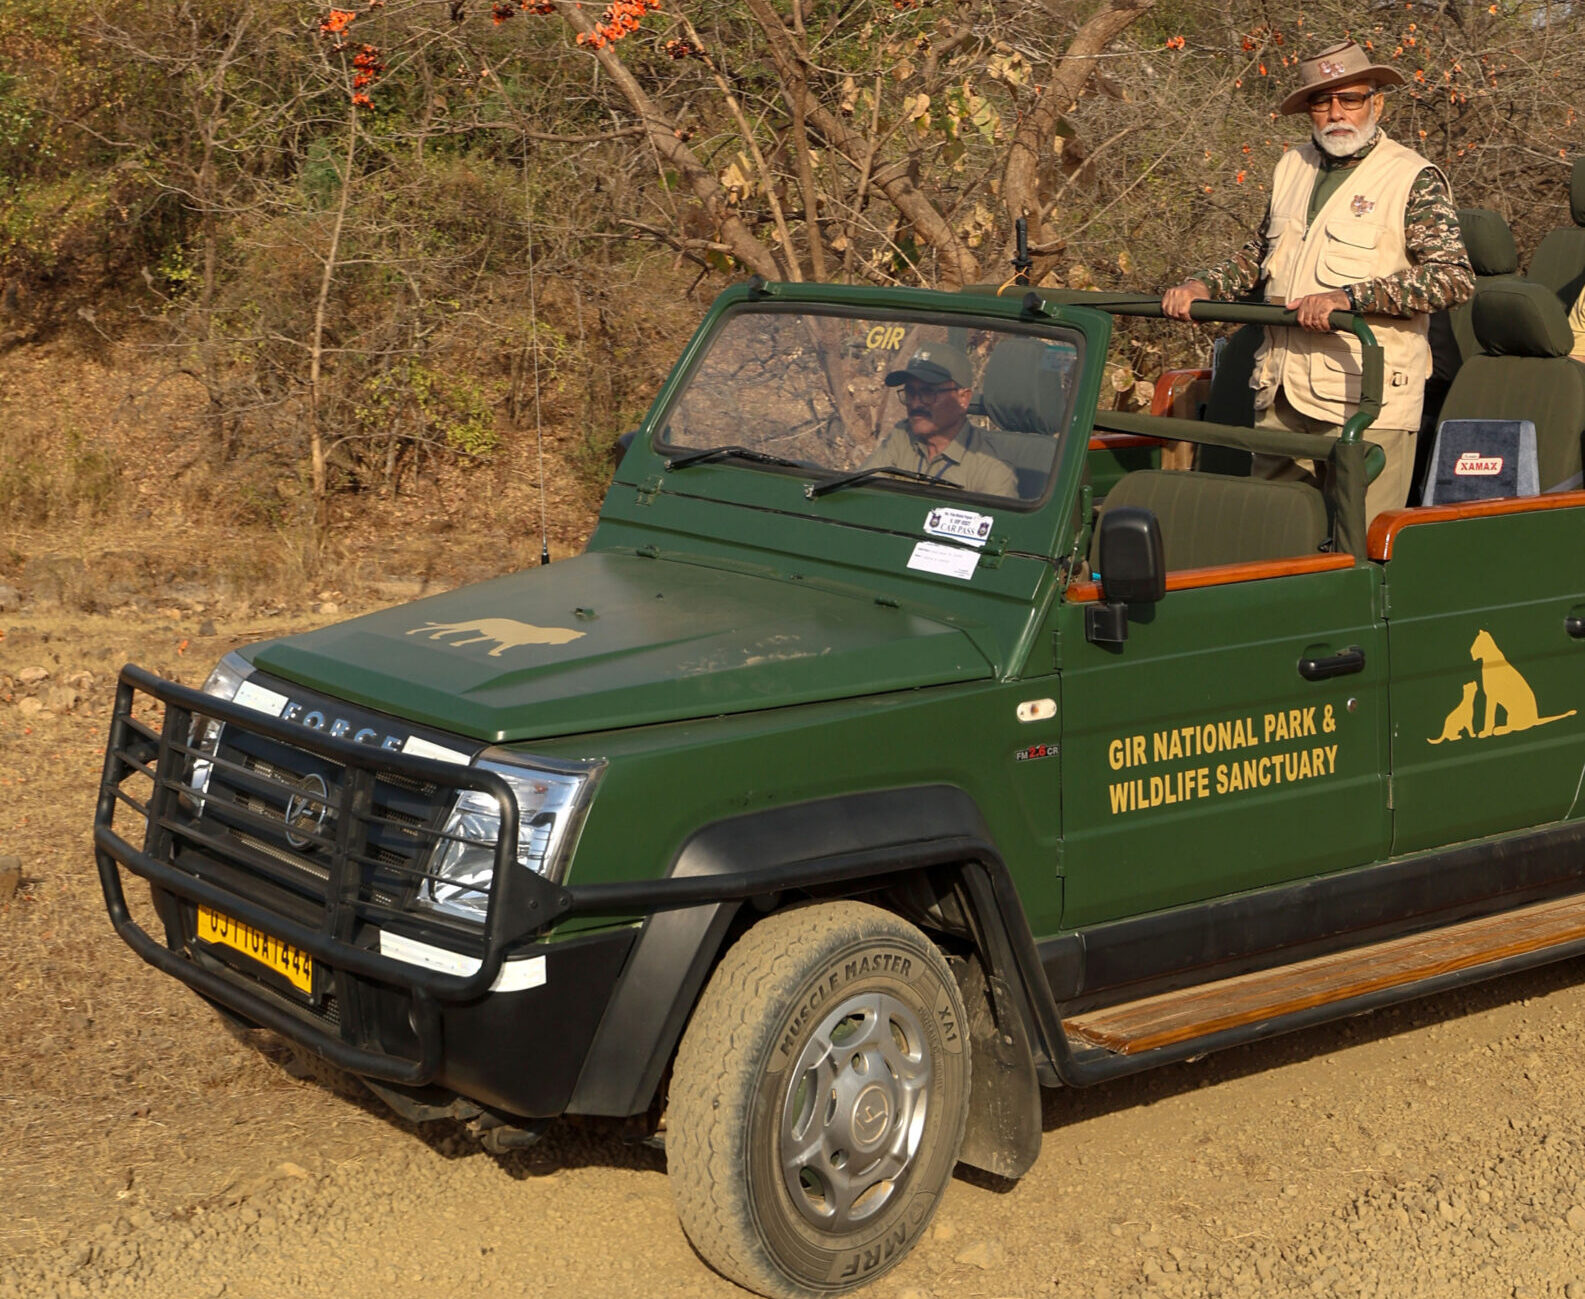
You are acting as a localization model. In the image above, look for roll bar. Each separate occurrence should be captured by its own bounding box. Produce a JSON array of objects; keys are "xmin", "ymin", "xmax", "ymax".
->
[{"xmin": 1012, "ymin": 290, "xmax": 1386, "ymax": 559}]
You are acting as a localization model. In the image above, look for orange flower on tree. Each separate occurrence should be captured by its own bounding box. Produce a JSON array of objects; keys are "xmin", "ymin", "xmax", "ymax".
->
[
  {"xmin": 575, "ymin": 0, "xmax": 661, "ymax": 48},
  {"xmin": 320, "ymin": 8, "xmax": 356, "ymax": 34},
  {"xmin": 351, "ymin": 45, "xmax": 384, "ymax": 89}
]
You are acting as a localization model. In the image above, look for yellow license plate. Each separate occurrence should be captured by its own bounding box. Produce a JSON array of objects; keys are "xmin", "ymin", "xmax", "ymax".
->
[{"xmin": 196, "ymin": 905, "xmax": 314, "ymax": 995}]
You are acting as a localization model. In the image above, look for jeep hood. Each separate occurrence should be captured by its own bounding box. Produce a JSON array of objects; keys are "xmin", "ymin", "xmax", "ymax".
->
[{"xmin": 249, "ymin": 552, "xmax": 993, "ymax": 743}]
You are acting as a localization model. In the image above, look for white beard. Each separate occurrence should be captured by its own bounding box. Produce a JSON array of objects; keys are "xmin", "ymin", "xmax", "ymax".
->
[{"xmin": 1313, "ymin": 110, "xmax": 1380, "ymax": 159}]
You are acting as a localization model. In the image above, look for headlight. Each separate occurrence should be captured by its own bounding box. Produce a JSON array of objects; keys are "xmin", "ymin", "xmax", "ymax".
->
[
  {"xmin": 190, "ymin": 651, "xmax": 255, "ymax": 797},
  {"xmin": 416, "ymin": 750, "xmax": 603, "ymax": 923}
]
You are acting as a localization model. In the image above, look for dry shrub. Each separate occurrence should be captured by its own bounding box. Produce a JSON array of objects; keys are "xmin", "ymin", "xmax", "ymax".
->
[{"xmin": 0, "ymin": 423, "xmax": 118, "ymax": 527}]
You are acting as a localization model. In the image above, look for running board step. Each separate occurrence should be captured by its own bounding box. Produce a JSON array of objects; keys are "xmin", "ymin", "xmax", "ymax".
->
[{"xmin": 1062, "ymin": 891, "xmax": 1585, "ymax": 1056}]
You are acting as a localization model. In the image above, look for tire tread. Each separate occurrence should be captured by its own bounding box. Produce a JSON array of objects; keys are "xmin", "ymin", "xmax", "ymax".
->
[{"xmin": 668, "ymin": 902, "xmax": 967, "ymax": 1299}]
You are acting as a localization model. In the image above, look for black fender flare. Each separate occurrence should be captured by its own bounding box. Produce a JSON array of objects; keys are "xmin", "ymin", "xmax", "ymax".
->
[{"xmin": 565, "ymin": 785, "xmax": 1054, "ymax": 1183}]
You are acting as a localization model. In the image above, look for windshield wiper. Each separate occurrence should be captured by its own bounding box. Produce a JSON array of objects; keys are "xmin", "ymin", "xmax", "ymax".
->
[
  {"xmin": 805, "ymin": 466, "xmax": 966, "ymax": 499},
  {"xmin": 665, "ymin": 445, "xmax": 804, "ymax": 471}
]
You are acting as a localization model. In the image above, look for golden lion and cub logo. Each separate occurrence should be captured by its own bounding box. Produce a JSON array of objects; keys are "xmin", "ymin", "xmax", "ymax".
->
[
  {"xmin": 407, "ymin": 618, "xmax": 585, "ymax": 658},
  {"xmin": 1428, "ymin": 629, "xmax": 1577, "ymax": 745}
]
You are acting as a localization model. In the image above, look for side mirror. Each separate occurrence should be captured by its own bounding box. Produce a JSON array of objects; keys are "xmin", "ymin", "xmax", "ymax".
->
[{"xmin": 1086, "ymin": 506, "xmax": 1165, "ymax": 644}]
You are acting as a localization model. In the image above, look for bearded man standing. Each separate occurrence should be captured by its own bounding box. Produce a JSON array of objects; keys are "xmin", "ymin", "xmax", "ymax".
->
[{"xmin": 1164, "ymin": 40, "xmax": 1472, "ymax": 519}]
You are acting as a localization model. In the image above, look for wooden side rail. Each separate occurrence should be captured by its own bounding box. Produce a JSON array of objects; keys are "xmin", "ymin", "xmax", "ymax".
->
[
  {"xmin": 1150, "ymin": 369, "xmax": 1211, "ymax": 416},
  {"xmin": 1088, "ymin": 432, "xmax": 1167, "ymax": 451},
  {"xmin": 1064, "ymin": 890, "xmax": 1585, "ymax": 1056},
  {"xmin": 1368, "ymin": 490, "xmax": 1585, "ymax": 560},
  {"xmin": 1065, "ymin": 552, "xmax": 1356, "ymax": 604}
]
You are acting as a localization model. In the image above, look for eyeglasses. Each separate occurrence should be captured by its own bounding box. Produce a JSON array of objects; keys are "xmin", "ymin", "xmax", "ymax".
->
[
  {"xmin": 1307, "ymin": 91, "xmax": 1374, "ymax": 114},
  {"xmin": 897, "ymin": 382, "xmax": 960, "ymax": 403}
]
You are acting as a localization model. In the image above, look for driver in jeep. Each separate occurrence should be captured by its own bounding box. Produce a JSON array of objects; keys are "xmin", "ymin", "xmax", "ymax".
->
[{"xmin": 861, "ymin": 343, "xmax": 1018, "ymax": 497}]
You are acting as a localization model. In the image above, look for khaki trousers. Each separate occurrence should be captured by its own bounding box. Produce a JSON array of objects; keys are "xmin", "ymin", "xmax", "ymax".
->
[{"xmin": 1252, "ymin": 390, "xmax": 1416, "ymax": 523}]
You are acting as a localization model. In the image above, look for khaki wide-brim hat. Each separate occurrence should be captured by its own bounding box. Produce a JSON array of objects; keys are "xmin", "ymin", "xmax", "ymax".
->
[{"xmin": 1278, "ymin": 40, "xmax": 1406, "ymax": 115}]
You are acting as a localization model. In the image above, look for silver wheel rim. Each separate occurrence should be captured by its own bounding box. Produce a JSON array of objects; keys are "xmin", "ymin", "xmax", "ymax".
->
[{"xmin": 778, "ymin": 990, "xmax": 932, "ymax": 1232}]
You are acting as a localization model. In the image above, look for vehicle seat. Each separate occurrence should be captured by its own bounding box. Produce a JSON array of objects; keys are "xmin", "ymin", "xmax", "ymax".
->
[
  {"xmin": 1448, "ymin": 208, "xmax": 1522, "ymax": 364},
  {"xmin": 1196, "ymin": 323, "xmax": 1261, "ymax": 477},
  {"xmin": 1436, "ymin": 279, "xmax": 1585, "ymax": 494},
  {"xmin": 1527, "ymin": 158, "xmax": 1585, "ymax": 308},
  {"xmin": 975, "ymin": 336, "xmax": 1075, "ymax": 498},
  {"xmin": 1414, "ymin": 208, "xmax": 1524, "ymax": 503},
  {"xmin": 1093, "ymin": 470, "xmax": 1328, "ymax": 571}
]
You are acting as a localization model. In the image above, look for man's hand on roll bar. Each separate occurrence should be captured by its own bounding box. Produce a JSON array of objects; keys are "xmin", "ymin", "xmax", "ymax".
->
[
  {"xmin": 1290, "ymin": 289, "xmax": 1352, "ymax": 332},
  {"xmin": 1162, "ymin": 279, "xmax": 1211, "ymax": 321}
]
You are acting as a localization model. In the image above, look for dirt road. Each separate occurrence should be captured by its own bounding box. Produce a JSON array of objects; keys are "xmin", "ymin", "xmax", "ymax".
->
[{"xmin": 6, "ymin": 607, "xmax": 1585, "ymax": 1299}]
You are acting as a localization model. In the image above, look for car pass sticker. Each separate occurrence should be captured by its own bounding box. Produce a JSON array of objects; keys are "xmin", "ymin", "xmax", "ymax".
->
[{"xmin": 922, "ymin": 507, "xmax": 994, "ymax": 547}]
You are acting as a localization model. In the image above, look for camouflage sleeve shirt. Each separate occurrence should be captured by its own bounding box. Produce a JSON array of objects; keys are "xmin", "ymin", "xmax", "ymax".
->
[{"xmin": 1192, "ymin": 163, "xmax": 1474, "ymax": 318}]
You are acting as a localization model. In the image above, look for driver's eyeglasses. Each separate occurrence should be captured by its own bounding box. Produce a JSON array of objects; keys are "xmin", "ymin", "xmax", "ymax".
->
[
  {"xmin": 897, "ymin": 383, "xmax": 960, "ymax": 403},
  {"xmin": 1307, "ymin": 91, "xmax": 1373, "ymax": 114}
]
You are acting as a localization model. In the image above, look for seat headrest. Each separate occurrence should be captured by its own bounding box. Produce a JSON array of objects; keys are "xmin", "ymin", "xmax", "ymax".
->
[
  {"xmin": 1457, "ymin": 207, "xmax": 1518, "ymax": 276},
  {"xmin": 1471, "ymin": 280, "xmax": 1576, "ymax": 357},
  {"xmin": 1574, "ymin": 155, "xmax": 1585, "ymax": 226},
  {"xmin": 978, "ymin": 337, "xmax": 1074, "ymax": 435}
]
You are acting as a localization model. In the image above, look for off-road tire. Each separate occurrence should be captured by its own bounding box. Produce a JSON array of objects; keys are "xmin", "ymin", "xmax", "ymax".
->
[{"xmin": 668, "ymin": 901, "xmax": 971, "ymax": 1298}]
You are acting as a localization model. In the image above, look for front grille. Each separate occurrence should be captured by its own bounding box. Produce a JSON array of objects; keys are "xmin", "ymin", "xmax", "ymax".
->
[{"xmin": 202, "ymin": 721, "xmax": 443, "ymax": 912}]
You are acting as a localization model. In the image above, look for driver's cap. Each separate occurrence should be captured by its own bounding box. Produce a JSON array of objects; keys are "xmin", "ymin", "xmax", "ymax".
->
[{"xmin": 884, "ymin": 343, "xmax": 971, "ymax": 389}]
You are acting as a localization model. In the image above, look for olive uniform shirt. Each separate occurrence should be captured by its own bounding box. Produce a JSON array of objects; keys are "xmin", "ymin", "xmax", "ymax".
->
[{"xmin": 862, "ymin": 421, "xmax": 1018, "ymax": 497}]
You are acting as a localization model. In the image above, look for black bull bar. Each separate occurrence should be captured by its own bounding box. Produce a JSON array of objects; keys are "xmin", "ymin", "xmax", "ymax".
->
[{"xmin": 94, "ymin": 665, "xmax": 995, "ymax": 1085}]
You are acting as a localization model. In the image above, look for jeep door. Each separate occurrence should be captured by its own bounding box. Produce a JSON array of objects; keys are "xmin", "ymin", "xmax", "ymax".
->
[
  {"xmin": 1055, "ymin": 561, "xmax": 1391, "ymax": 928},
  {"xmin": 1375, "ymin": 505, "xmax": 1585, "ymax": 854}
]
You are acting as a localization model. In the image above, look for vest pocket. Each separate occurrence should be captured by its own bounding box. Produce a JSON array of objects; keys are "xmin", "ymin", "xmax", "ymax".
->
[
  {"xmin": 1261, "ymin": 217, "xmax": 1305, "ymax": 297},
  {"xmin": 1316, "ymin": 219, "xmax": 1383, "ymax": 288},
  {"xmin": 1309, "ymin": 342, "xmax": 1363, "ymax": 404}
]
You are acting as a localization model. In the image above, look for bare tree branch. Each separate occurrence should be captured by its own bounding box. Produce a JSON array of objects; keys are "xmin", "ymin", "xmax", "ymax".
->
[
  {"xmin": 548, "ymin": 0, "xmax": 782, "ymax": 280},
  {"xmin": 1002, "ymin": 0, "xmax": 1157, "ymax": 261},
  {"xmin": 739, "ymin": 0, "xmax": 981, "ymax": 285}
]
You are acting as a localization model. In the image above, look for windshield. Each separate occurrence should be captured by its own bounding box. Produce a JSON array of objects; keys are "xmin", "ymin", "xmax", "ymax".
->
[{"xmin": 658, "ymin": 308, "xmax": 1081, "ymax": 503}]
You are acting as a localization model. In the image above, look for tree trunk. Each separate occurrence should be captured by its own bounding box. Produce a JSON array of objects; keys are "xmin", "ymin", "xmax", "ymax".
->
[
  {"xmin": 309, "ymin": 97, "xmax": 357, "ymax": 535},
  {"xmin": 1002, "ymin": 0, "xmax": 1157, "ymax": 264},
  {"xmin": 738, "ymin": 0, "xmax": 981, "ymax": 286},
  {"xmin": 552, "ymin": 0, "xmax": 782, "ymax": 281}
]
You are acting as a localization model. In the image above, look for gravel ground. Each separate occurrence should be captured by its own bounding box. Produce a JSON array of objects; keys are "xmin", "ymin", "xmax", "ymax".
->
[{"xmin": 7, "ymin": 609, "xmax": 1585, "ymax": 1299}]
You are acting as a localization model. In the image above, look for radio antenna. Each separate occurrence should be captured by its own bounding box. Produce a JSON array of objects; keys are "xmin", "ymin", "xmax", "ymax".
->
[
  {"xmin": 1012, "ymin": 217, "xmax": 1033, "ymax": 287},
  {"xmin": 523, "ymin": 146, "xmax": 551, "ymax": 566}
]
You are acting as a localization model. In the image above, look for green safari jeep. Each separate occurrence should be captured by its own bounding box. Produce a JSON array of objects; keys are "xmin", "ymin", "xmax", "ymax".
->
[{"xmin": 93, "ymin": 279, "xmax": 1585, "ymax": 1297}]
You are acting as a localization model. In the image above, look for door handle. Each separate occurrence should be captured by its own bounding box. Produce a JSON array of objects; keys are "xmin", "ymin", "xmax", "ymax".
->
[
  {"xmin": 1298, "ymin": 645, "xmax": 1365, "ymax": 681},
  {"xmin": 1568, "ymin": 615, "xmax": 1585, "ymax": 640}
]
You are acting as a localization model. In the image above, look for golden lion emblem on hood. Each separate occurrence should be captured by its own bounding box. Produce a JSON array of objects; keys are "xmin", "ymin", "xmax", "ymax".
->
[{"xmin": 407, "ymin": 618, "xmax": 585, "ymax": 657}]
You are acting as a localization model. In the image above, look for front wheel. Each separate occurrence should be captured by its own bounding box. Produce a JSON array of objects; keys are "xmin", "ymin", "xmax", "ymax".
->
[{"xmin": 668, "ymin": 902, "xmax": 970, "ymax": 1298}]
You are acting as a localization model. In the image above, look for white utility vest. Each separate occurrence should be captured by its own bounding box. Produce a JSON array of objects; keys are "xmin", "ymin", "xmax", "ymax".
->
[{"xmin": 1253, "ymin": 132, "xmax": 1438, "ymax": 431}]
